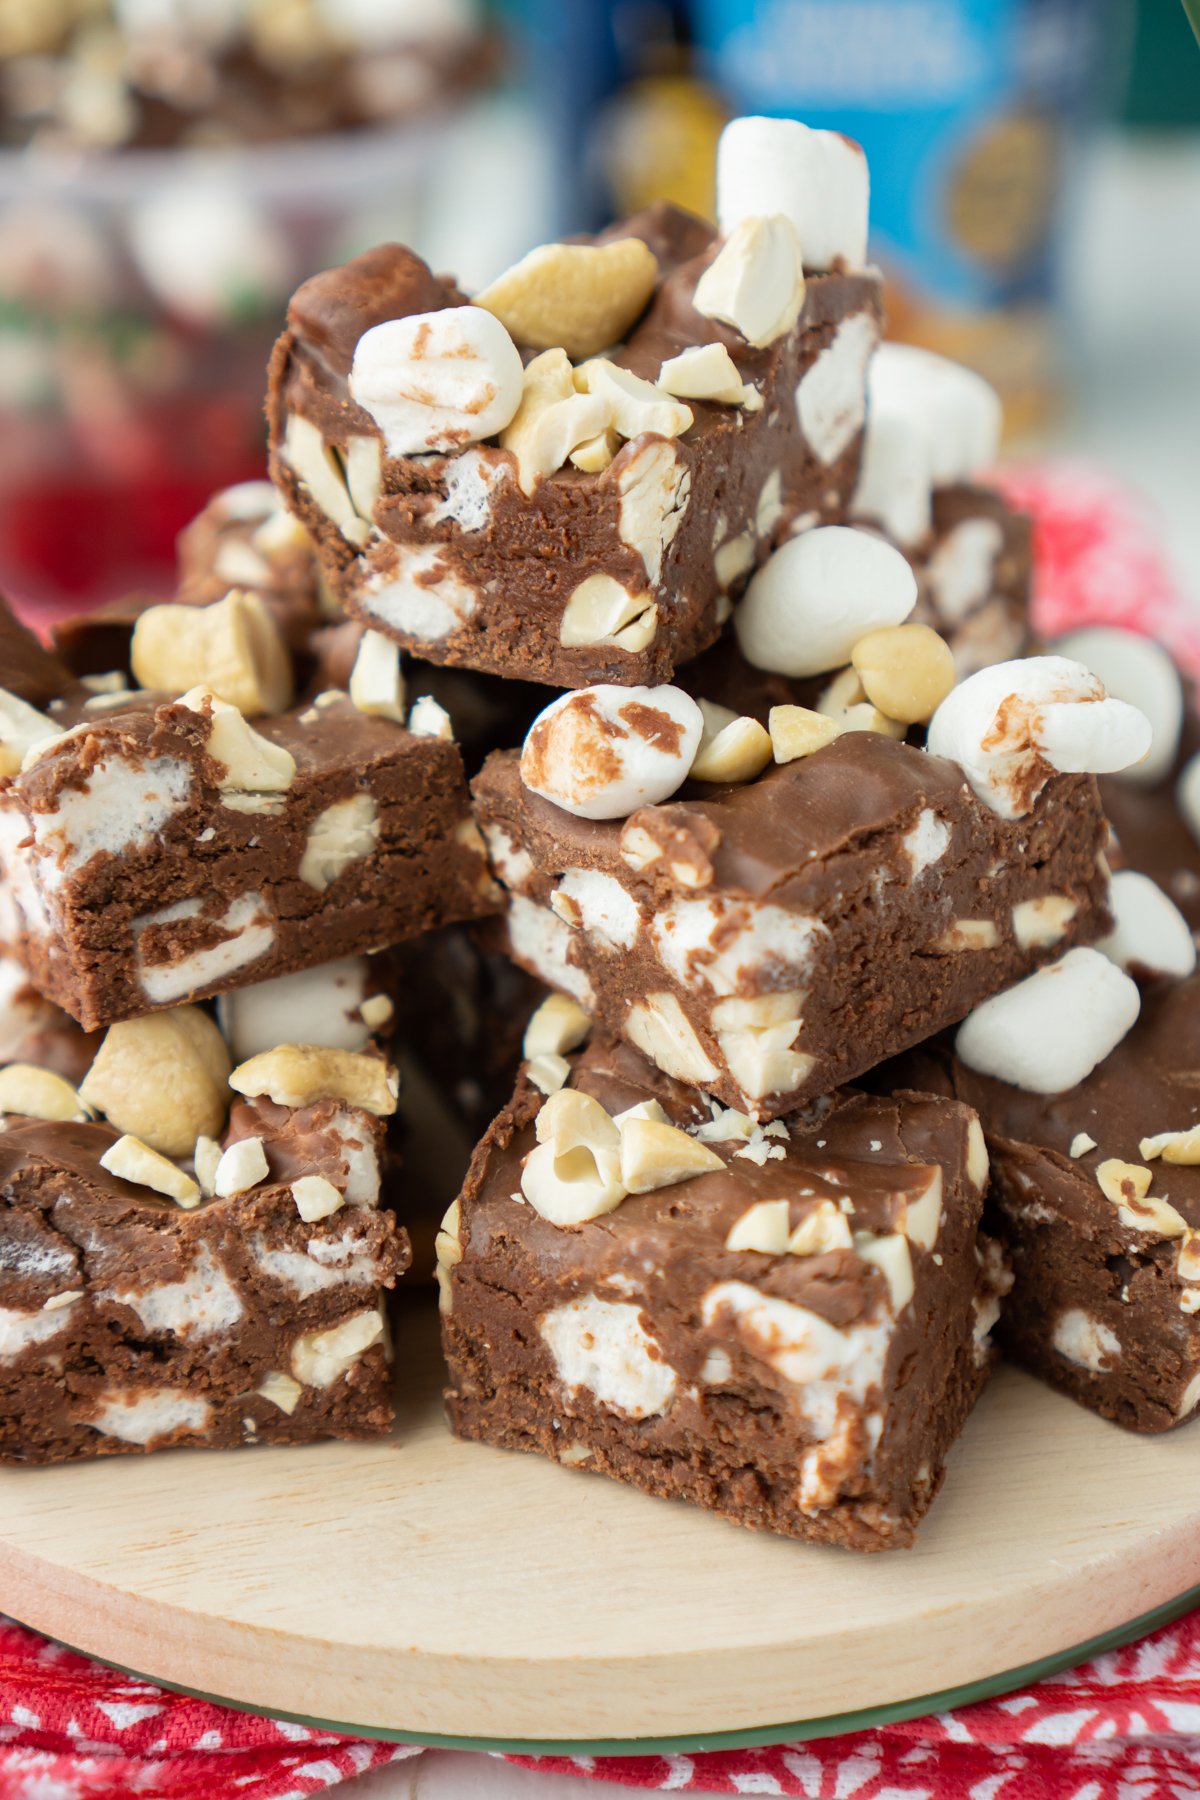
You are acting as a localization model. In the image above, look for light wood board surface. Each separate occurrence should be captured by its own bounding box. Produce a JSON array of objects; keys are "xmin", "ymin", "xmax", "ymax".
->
[{"xmin": 1, "ymin": 1298, "xmax": 1198, "ymax": 1746}]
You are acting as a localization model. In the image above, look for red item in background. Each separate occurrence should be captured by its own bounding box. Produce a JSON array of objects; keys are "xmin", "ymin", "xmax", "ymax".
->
[
  {"xmin": 3, "ymin": 1606, "xmax": 1200, "ymax": 1797},
  {"xmin": 996, "ymin": 461, "xmax": 1200, "ymax": 673}
]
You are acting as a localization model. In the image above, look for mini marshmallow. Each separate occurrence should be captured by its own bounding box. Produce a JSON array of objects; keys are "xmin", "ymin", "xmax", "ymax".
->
[
  {"xmin": 926, "ymin": 656, "xmax": 1153, "ymax": 820},
  {"xmin": 1098, "ymin": 869, "xmax": 1197, "ymax": 981},
  {"xmin": 349, "ymin": 307, "xmax": 524, "ymax": 457},
  {"xmin": 956, "ymin": 948, "xmax": 1141, "ymax": 1095},
  {"xmin": 1055, "ymin": 627, "xmax": 1184, "ymax": 786},
  {"xmin": 1180, "ymin": 751, "xmax": 1200, "ymax": 848},
  {"xmin": 734, "ymin": 525, "xmax": 917, "ymax": 679},
  {"xmin": 716, "ymin": 116, "xmax": 869, "ymax": 272},
  {"xmin": 217, "ymin": 958, "xmax": 372, "ymax": 1062},
  {"xmin": 852, "ymin": 344, "xmax": 1002, "ymax": 547},
  {"xmin": 693, "ymin": 215, "xmax": 805, "ymax": 350},
  {"xmin": 520, "ymin": 684, "xmax": 703, "ymax": 822}
]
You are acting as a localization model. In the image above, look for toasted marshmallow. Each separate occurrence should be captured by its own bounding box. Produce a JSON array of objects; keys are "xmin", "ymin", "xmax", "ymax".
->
[
  {"xmin": 520, "ymin": 684, "xmax": 703, "ymax": 821},
  {"xmin": 927, "ymin": 656, "xmax": 1152, "ymax": 819},
  {"xmin": 350, "ymin": 306, "xmax": 524, "ymax": 457}
]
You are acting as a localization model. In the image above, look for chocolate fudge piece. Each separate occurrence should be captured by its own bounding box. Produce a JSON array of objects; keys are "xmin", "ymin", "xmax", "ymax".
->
[
  {"xmin": 912, "ymin": 484, "xmax": 1031, "ymax": 677},
  {"xmin": 892, "ymin": 976, "xmax": 1200, "ymax": 1433},
  {"xmin": 0, "ymin": 1099, "xmax": 408, "ymax": 1465},
  {"xmin": 472, "ymin": 731, "xmax": 1113, "ymax": 1120},
  {"xmin": 0, "ymin": 685, "xmax": 497, "ymax": 1030},
  {"xmin": 442, "ymin": 1035, "xmax": 998, "ymax": 1550},
  {"xmin": 265, "ymin": 213, "xmax": 882, "ymax": 689},
  {"xmin": 0, "ymin": 601, "xmax": 74, "ymax": 710},
  {"xmin": 1102, "ymin": 701, "xmax": 1200, "ymax": 932}
]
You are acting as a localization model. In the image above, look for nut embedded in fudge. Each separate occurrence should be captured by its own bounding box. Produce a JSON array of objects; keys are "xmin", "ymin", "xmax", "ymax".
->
[
  {"xmin": 0, "ymin": 676, "xmax": 497, "ymax": 1031},
  {"xmin": 0, "ymin": 1083, "xmax": 408, "ymax": 1465},
  {"xmin": 891, "ymin": 972, "xmax": 1200, "ymax": 1435},
  {"xmin": 441, "ymin": 1034, "xmax": 999, "ymax": 1551},
  {"xmin": 266, "ymin": 125, "xmax": 883, "ymax": 690},
  {"xmin": 473, "ymin": 720, "xmax": 1115, "ymax": 1120}
]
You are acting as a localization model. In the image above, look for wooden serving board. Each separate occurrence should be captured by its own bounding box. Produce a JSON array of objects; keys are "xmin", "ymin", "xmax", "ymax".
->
[{"xmin": 2, "ymin": 1296, "xmax": 1199, "ymax": 1750}]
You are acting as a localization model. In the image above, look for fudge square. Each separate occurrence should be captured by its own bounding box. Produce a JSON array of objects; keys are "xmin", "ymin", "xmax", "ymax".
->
[
  {"xmin": 0, "ymin": 1053, "xmax": 408, "ymax": 1464},
  {"xmin": 474, "ymin": 728, "xmax": 1114, "ymax": 1122},
  {"xmin": 441, "ymin": 1034, "xmax": 999, "ymax": 1550},
  {"xmin": 267, "ymin": 123, "xmax": 883, "ymax": 690},
  {"xmin": 0, "ymin": 682, "xmax": 497, "ymax": 1031},
  {"xmin": 910, "ymin": 971, "xmax": 1200, "ymax": 1435}
]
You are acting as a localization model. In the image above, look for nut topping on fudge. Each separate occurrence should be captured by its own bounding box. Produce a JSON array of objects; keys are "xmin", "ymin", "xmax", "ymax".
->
[
  {"xmin": 474, "ymin": 657, "xmax": 1144, "ymax": 1117},
  {"xmin": 442, "ymin": 1034, "xmax": 999, "ymax": 1550},
  {"xmin": 266, "ymin": 118, "xmax": 884, "ymax": 689}
]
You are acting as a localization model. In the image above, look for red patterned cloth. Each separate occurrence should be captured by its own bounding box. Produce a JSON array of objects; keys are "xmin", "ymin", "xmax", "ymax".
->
[
  {"xmin": 2, "ymin": 463, "xmax": 1198, "ymax": 1799},
  {"xmin": 3, "ymin": 1606, "xmax": 1200, "ymax": 1797}
]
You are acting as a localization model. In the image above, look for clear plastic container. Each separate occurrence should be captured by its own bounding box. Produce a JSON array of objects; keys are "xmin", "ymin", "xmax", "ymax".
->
[{"xmin": 0, "ymin": 119, "xmax": 451, "ymax": 619}]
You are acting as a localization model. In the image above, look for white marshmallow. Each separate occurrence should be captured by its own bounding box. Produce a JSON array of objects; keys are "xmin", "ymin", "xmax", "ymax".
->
[
  {"xmin": 956, "ymin": 948, "xmax": 1141, "ymax": 1095},
  {"xmin": 1097, "ymin": 869, "xmax": 1197, "ymax": 981},
  {"xmin": 217, "ymin": 958, "xmax": 372, "ymax": 1062},
  {"xmin": 716, "ymin": 116, "xmax": 869, "ymax": 272},
  {"xmin": 734, "ymin": 525, "xmax": 917, "ymax": 678},
  {"xmin": 853, "ymin": 343, "xmax": 1002, "ymax": 547},
  {"xmin": 693, "ymin": 215, "xmax": 805, "ymax": 349},
  {"xmin": 520, "ymin": 685, "xmax": 703, "ymax": 822},
  {"xmin": 1180, "ymin": 751, "xmax": 1200, "ymax": 849},
  {"xmin": 927, "ymin": 656, "xmax": 1153, "ymax": 820},
  {"xmin": 1055, "ymin": 627, "xmax": 1184, "ymax": 787},
  {"xmin": 349, "ymin": 307, "xmax": 524, "ymax": 457},
  {"xmin": 794, "ymin": 310, "xmax": 878, "ymax": 466}
]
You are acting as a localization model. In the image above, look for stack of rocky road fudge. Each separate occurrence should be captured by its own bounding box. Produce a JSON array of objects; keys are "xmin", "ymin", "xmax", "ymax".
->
[{"xmin": 2, "ymin": 115, "xmax": 1199, "ymax": 1550}]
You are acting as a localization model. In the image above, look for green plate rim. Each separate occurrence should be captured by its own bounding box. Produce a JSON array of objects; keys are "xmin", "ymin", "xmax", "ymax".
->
[{"xmin": 16, "ymin": 1583, "xmax": 1200, "ymax": 1758}]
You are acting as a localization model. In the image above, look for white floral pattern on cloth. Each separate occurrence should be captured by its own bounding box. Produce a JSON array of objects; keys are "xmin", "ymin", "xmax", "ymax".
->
[
  {"xmin": 4, "ymin": 1608, "xmax": 1200, "ymax": 1798},
  {"xmin": 0, "ymin": 1617, "xmax": 418, "ymax": 1798},
  {"xmin": 995, "ymin": 461, "xmax": 1200, "ymax": 673}
]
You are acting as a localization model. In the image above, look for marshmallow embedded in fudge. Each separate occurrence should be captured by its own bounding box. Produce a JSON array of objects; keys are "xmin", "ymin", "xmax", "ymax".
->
[
  {"xmin": 716, "ymin": 115, "xmax": 869, "ymax": 272},
  {"xmin": 734, "ymin": 525, "xmax": 918, "ymax": 679},
  {"xmin": 1056, "ymin": 626, "xmax": 1184, "ymax": 787},
  {"xmin": 956, "ymin": 947, "xmax": 1141, "ymax": 1094},
  {"xmin": 217, "ymin": 958, "xmax": 379, "ymax": 1063},
  {"xmin": 927, "ymin": 656, "xmax": 1152, "ymax": 819},
  {"xmin": 519, "ymin": 685, "xmax": 704, "ymax": 821},
  {"xmin": 349, "ymin": 306, "xmax": 524, "ymax": 456},
  {"xmin": 1098, "ymin": 870, "xmax": 1197, "ymax": 982},
  {"xmin": 853, "ymin": 344, "xmax": 1002, "ymax": 547}
]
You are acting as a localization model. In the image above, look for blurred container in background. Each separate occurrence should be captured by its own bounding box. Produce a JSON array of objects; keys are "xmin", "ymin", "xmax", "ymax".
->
[
  {"xmin": 0, "ymin": 0, "xmax": 557, "ymax": 616},
  {"xmin": 691, "ymin": 0, "xmax": 1129, "ymax": 434}
]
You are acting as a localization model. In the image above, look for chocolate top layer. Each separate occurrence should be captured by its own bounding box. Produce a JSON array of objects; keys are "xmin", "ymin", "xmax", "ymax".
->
[
  {"xmin": 477, "ymin": 730, "xmax": 1099, "ymax": 905},
  {"xmin": 466, "ymin": 1034, "xmax": 974, "ymax": 1328}
]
